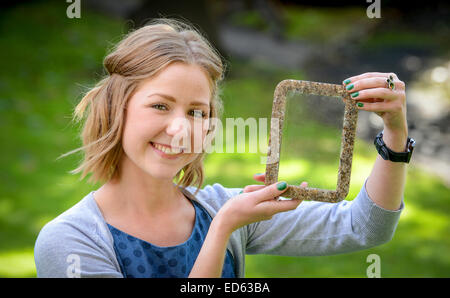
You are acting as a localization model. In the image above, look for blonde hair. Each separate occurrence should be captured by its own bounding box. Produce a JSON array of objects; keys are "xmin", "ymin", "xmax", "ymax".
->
[{"xmin": 62, "ymin": 18, "xmax": 225, "ymax": 193}]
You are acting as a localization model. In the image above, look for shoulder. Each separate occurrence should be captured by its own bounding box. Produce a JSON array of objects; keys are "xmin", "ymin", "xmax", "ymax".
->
[
  {"xmin": 34, "ymin": 192, "xmax": 121, "ymax": 277},
  {"xmin": 183, "ymin": 183, "xmax": 241, "ymax": 214},
  {"xmin": 195, "ymin": 183, "xmax": 241, "ymax": 200},
  {"xmin": 35, "ymin": 192, "xmax": 101, "ymax": 247}
]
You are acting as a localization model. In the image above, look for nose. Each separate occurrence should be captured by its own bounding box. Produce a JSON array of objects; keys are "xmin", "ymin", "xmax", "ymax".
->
[
  {"xmin": 166, "ymin": 115, "xmax": 190, "ymax": 137},
  {"xmin": 165, "ymin": 113, "xmax": 208, "ymax": 153},
  {"xmin": 165, "ymin": 115, "xmax": 192, "ymax": 152}
]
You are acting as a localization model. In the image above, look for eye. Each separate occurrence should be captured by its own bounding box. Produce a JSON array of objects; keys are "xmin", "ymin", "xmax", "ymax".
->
[
  {"xmin": 189, "ymin": 109, "xmax": 208, "ymax": 118},
  {"xmin": 150, "ymin": 104, "xmax": 207, "ymax": 118},
  {"xmin": 151, "ymin": 104, "xmax": 168, "ymax": 111}
]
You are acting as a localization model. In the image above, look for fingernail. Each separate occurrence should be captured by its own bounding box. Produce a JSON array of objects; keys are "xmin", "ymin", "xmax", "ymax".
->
[
  {"xmin": 255, "ymin": 173, "xmax": 263, "ymax": 176},
  {"xmin": 345, "ymin": 84, "xmax": 354, "ymax": 91},
  {"xmin": 351, "ymin": 91, "xmax": 359, "ymax": 98},
  {"xmin": 276, "ymin": 181, "xmax": 287, "ymax": 191},
  {"xmin": 357, "ymin": 102, "xmax": 364, "ymax": 107},
  {"xmin": 239, "ymin": 190, "xmax": 243, "ymax": 194},
  {"xmin": 343, "ymin": 79, "xmax": 351, "ymax": 85}
]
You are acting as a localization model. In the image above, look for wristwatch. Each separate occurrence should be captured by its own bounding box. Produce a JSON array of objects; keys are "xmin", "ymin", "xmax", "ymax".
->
[{"xmin": 374, "ymin": 131, "xmax": 416, "ymax": 163}]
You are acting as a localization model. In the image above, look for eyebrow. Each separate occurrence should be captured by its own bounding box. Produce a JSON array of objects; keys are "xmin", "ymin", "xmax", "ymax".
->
[{"xmin": 148, "ymin": 93, "xmax": 209, "ymax": 107}]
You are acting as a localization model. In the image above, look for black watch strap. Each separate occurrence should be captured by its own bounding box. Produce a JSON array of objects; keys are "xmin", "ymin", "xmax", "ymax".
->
[{"xmin": 374, "ymin": 131, "xmax": 416, "ymax": 163}]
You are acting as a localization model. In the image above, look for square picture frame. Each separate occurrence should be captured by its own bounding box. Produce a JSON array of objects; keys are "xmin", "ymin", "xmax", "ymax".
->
[{"xmin": 264, "ymin": 80, "xmax": 359, "ymax": 203}]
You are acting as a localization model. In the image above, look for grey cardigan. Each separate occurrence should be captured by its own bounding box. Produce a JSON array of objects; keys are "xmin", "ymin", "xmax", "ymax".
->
[{"xmin": 34, "ymin": 178, "xmax": 403, "ymax": 277}]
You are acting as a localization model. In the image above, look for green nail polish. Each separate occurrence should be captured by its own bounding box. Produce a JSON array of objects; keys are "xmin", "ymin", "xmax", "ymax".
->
[
  {"xmin": 239, "ymin": 190, "xmax": 243, "ymax": 194},
  {"xmin": 346, "ymin": 84, "xmax": 354, "ymax": 91},
  {"xmin": 277, "ymin": 181, "xmax": 287, "ymax": 191},
  {"xmin": 255, "ymin": 173, "xmax": 263, "ymax": 176},
  {"xmin": 343, "ymin": 79, "xmax": 351, "ymax": 85},
  {"xmin": 357, "ymin": 102, "xmax": 364, "ymax": 107},
  {"xmin": 351, "ymin": 91, "xmax": 359, "ymax": 98}
]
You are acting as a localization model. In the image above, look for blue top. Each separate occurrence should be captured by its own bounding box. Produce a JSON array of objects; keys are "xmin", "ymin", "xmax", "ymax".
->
[{"xmin": 106, "ymin": 199, "xmax": 235, "ymax": 278}]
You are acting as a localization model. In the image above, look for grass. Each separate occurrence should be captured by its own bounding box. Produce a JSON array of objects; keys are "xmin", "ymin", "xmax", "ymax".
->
[{"xmin": 0, "ymin": 1, "xmax": 449, "ymax": 278}]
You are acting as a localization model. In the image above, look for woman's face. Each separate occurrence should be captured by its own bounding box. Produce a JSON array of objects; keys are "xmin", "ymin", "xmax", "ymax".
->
[{"xmin": 120, "ymin": 62, "xmax": 211, "ymax": 181}]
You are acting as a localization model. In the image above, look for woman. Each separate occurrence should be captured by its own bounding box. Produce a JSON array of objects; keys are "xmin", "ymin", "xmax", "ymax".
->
[{"xmin": 34, "ymin": 18, "xmax": 411, "ymax": 278}]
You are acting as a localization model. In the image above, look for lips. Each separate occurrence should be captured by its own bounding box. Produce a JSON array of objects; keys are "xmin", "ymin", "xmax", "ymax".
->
[{"xmin": 150, "ymin": 142, "xmax": 184, "ymax": 158}]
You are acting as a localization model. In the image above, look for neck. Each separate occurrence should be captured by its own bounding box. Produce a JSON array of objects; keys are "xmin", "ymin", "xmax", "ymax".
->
[{"xmin": 98, "ymin": 156, "xmax": 185, "ymax": 218}]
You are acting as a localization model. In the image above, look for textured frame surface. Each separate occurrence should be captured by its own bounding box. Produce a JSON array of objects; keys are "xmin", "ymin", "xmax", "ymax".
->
[{"xmin": 265, "ymin": 80, "xmax": 359, "ymax": 203}]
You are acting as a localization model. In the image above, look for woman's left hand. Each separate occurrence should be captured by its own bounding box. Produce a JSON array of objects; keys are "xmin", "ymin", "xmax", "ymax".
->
[{"xmin": 342, "ymin": 72, "xmax": 408, "ymax": 136}]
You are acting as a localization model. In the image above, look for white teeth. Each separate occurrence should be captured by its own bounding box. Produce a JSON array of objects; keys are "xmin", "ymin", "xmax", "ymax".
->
[{"xmin": 152, "ymin": 143, "xmax": 182, "ymax": 155}]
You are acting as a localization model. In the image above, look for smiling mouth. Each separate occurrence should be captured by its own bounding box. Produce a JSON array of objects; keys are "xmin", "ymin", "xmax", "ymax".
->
[{"xmin": 150, "ymin": 142, "xmax": 184, "ymax": 155}]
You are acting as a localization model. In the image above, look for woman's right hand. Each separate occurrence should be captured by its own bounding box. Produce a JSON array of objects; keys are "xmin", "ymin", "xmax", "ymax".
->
[{"xmin": 215, "ymin": 180, "xmax": 303, "ymax": 236}]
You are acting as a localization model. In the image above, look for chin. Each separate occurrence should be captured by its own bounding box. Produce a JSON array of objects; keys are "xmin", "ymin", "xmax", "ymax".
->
[{"xmin": 144, "ymin": 165, "xmax": 181, "ymax": 181}]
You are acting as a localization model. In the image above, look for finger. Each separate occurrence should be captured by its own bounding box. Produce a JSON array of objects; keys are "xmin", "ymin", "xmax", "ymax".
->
[
  {"xmin": 250, "ymin": 181, "xmax": 289, "ymax": 203},
  {"xmin": 299, "ymin": 181, "xmax": 308, "ymax": 188},
  {"xmin": 241, "ymin": 185, "xmax": 265, "ymax": 193},
  {"xmin": 253, "ymin": 173, "xmax": 265, "ymax": 183},
  {"xmin": 257, "ymin": 197, "xmax": 303, "ymax": 216},
  {"xmin": 350, "ymin": 87, "xmax": 397, "ymax": 102},
  {"xmin": 364, "ymin": 98, "xmax": 384, "ymax": 103},
  {"xmin": 343, "ymin": 72, "xmax": 398, "ymax": 85},
  {"xmin": 345, "ymin": 77, "xmax": 405, "ymax": 92},
  {"xmin": 354, "ymin": 100, "xmax": 404, "ymax": 114}
]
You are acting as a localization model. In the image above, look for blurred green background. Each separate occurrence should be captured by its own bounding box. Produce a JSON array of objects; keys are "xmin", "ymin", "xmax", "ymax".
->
[{"xmin": 0, "ymin": 0, "xmax": 449, "ymax": 277}]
